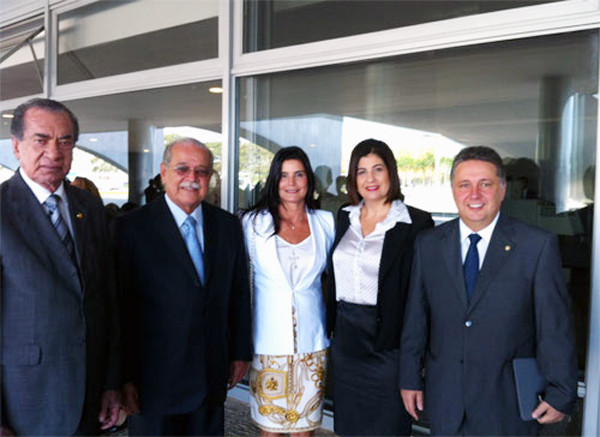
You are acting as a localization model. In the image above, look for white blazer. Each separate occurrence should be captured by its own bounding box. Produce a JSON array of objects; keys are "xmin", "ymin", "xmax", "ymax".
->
[{"xmin": 242, "ymin": 208, "xmax": 335, "ymax": 355}]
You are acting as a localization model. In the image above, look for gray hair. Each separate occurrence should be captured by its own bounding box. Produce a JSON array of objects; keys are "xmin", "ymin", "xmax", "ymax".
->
[
  {"xmin": 450, "ymin": 146, "xmax": 506, "ymax": 184},
  {"xmin": 162, "ymin": 137, "xmax": 214, "ymax": 168}
]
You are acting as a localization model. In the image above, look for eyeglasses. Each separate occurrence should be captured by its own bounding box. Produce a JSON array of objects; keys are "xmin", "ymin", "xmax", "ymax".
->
[{"xmin": 171, "ymin": 165, "xmax": 212, "ymax": 179}]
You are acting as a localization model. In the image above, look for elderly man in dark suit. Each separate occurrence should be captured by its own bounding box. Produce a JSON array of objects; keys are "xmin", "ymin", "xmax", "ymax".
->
[
  {"xmin": 0, "ymin": 98, "xmax": 121, "ymax": 435},
  {"xmin": 399, "ymin": 146, "xmax": 577, "ymax": 435},
  {"xmin": 116, "ymin": 138, "xmax": 252, "ymax": 435}
]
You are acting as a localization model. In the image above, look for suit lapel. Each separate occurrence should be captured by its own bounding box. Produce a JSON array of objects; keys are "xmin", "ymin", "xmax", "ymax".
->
[
  {"xmin": 201, "ymin": 202, "xmax": 214, "ymax": 285},
  {"xmin": 468, "ymin": 215, "xmax": 516, "ymax": 310},
  {"xmin": 331, "ymin": 211, "xmax": 350, "ymax": 253},
  {"xmin": 379, "ymin": 223, "xmax": 411, "ymax": 284},
  {"xmin": 65, "ymin": 184, "xmax": 86, "ymax": 265},
  {"xmin": 152, "ymin": 197, "xmax": 201, "ymax": 283},
  {"xmin": 7, "ymin": 172, "xmax": 80, "ymax": 285},
  {"xmin": 441, "ymin": 220, "xmax": 469, "ymax": 309},
  {"xmin": 328, "ymin": 211, "xmax": 350, "ymax": 301}
]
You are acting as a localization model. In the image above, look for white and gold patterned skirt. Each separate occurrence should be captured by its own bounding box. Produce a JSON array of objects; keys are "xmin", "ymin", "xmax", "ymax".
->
[{"xmin": 249, "ymin": 349, "xmax": 328, "ymax": 432}]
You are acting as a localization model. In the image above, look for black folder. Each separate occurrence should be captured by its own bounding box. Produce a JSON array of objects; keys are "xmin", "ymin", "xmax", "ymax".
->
[{"xmin": 512, "ymin": 358, "xmax": 548, "ymax": 421}]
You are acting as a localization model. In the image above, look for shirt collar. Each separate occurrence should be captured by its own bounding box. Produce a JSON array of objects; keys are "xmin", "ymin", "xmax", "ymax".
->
[
  {"xmin": 19, "ymin": 168, "xmax": 67, "ymax": 204},
  {"xmin": 458, "ymin": 212, "xmax": 500, "ymax": 243},
  {"xmin": 343, "ymin": 199, "xmax": 412, "ymax": 229},
  {"xmin": 164, "ymin": 194, "xmax": 204, "ymax": 230}
]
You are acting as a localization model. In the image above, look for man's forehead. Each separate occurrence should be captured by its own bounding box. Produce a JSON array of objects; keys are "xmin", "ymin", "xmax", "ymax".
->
[
  {"xmin": 171, "ymin": 145, "xmax": 211, "ymax": 164},
  {"xmin": 24, "ymin": 108, "xmax": 73, "ymax": 131}
]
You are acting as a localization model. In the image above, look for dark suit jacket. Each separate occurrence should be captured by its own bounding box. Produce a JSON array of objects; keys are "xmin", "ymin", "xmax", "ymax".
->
[
  {"xmin": 399, "ymin": 214, "xmax": 577, "ymax": 435},
  {"xmin": 116, "ymin": 196, "xmax": 252, "ymax": 415},
  {"xmin": 326, "ymin": 204, "xmax": 433, "ymax": 351},
  {"xmin": 1, "ymin": 172, "xmax": 120, "ymax": 435}
]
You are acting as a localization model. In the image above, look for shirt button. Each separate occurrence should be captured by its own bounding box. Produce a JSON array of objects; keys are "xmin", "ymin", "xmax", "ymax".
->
[{"xmin": 465, "ymin": 320, "xmax": 473, "ymax": 327}]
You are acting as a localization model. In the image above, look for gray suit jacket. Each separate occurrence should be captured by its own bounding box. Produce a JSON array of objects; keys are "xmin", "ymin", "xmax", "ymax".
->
[
  {"xmin": 399, "ymin": 214, "xmax": 577, "ymax": 435},
  {"xmin": 1, "ymin": 171, "xmax": 119, "ymax": 435}
]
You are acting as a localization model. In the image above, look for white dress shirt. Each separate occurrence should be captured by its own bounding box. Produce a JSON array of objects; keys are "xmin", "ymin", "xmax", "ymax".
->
[
  {"xmin": 242, "ymin": 208, "xmax": 335, "ymax": 355},
  {"xmin": 333, "ymin": 199, "xmax": 412, "ymax": 306},
  {"xmin": 458, "ymin": 212, "xmax": 500, "ymax": 269},
  {"xmin": 164, "ymin": 194, "xmax": 204, "ymax": 251}
]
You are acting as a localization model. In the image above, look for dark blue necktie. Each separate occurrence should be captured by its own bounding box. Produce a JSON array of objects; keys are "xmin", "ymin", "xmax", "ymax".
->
[{"xmin": 464, "ymin": 233, "xmax": 482, "ymax": 300}]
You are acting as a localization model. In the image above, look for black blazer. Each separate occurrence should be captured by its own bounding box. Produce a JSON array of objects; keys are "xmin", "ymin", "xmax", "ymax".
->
[
  {"xmin": 1, "ymin": 172, "xmax": 119, "ymax": 435},
  {"xmin": 326, "ymin": 204, "xmax": 433, "ymax": 350},
  {"xmin": 116, "ymin": 196, "xmax": 252, "ymax": 414}
]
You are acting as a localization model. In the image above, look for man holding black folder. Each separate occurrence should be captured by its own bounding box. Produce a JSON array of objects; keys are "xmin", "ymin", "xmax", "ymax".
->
[{"xmin": 399, "ymin": 146, "xmax": 577, "ymax": 435}]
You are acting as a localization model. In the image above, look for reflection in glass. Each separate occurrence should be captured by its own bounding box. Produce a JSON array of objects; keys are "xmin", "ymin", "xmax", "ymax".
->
[
  {"xmin": 239, "ymin": 30, "xmax": 598, "ymax": 434},
  {"xmin": 0, "ymin": 16, "xmax": 45, "ymax": 100},
  {"xmin": 244, "ymin": 0, "xmax": 561, "ymax": 52},
  {"xmin": 57, "ymin": 0, "xmax": 218, "ymax": 85}
]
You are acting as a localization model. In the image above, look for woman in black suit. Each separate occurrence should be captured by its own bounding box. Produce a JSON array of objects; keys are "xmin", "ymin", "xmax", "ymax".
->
[{"xmin": 326, "ymin": 139, "xmax": 434, "ymax": 436}]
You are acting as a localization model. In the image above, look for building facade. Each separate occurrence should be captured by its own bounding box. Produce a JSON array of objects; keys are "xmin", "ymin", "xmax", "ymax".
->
[{"xmin": 1, "ymin": 0, "xmax": 599, "ymax": 434}]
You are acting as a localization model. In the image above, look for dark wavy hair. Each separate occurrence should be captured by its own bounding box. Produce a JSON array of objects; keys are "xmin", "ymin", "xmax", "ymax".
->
[
  {"xmin": 346, "ymin": 138, "xmax": 403, "ymax": 205},
  {"xmin": 244, "ymin": 146, "xmax": 318, "ymax": 235}
]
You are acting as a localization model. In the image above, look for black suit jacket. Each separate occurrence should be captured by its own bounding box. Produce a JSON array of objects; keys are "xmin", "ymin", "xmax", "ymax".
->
[
  {"xmin": 399, "ymin": 214, "xmax": 577, "ymax": 435},
  {"xmin": 1, "ymin": 172, "xmax": 119, "ymax": 435},
  {"xmin": 116, "ymin": 196, "xmax": 252, "ymax": 414},
  {"xmin": 326, "ymin": 204, "xmax": 433, "ymax": 351}
]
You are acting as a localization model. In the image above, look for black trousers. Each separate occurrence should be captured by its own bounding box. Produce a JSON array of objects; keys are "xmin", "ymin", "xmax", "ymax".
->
[{"xmin": 128, "ymin": 397, "xmax": 224, "ymax": 436}]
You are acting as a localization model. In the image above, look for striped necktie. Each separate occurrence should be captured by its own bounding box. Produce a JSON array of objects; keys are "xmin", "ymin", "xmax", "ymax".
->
[{"xmin": 44, "ymin": 194, "xmax": 77, "ymax": 264}]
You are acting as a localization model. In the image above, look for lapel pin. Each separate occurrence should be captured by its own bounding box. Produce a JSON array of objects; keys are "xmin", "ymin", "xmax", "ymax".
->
[
  {"xmin": 76, "ymin": 212, "xmax": 83, "ymax": 219},
  {"xmin": 505, "ymin": 245, "xmax": 511, "ymax": 251}
]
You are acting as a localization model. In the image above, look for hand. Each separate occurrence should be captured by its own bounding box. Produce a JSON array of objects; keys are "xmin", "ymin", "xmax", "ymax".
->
[
  {"xmin": 98, "ymin": 389, "xmax": 121, "ymax": 430},
  {"xmin": 228, "ymin": 360, "xmax": 250, "ymax": 389},
  {"xmin": 122, "ymin": 382, "xmax": 141, "ymax": 415},
  {"xmin": 0, "ymin": 426, "xmax": 15, "ymax": 437},
  {"xmin": 400, "ymin": 389, "xmax": 424, "ymax": 421},
  {"xmin": 532, "ymin": 400, "xmax": 566, "ymax": 424}
]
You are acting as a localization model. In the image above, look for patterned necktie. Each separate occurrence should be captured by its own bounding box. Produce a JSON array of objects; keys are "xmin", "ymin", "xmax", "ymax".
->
[
  {"xmin": 182, "ymin": 216, "xmax": 205, "ymax": 285},
  {"xmin": 463, "ymin": 233, "xmax": 482, "ymax": 300},
  {"xmin": 44, "ymin": 194, "xmax": 77, "ymax": 264}
]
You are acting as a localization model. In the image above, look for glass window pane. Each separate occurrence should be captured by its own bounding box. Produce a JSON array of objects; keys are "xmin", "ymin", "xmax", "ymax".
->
[
  {"xmin": 0, "ymin": 16, "xmax": 45, "ymax": 100},
  {"xmin": 58, "ymin": 0, "xmax": 218, "ymax": 85},
  {"xmin": 239, "ymin": 30, "xmax": 598, "ymax": 433},
  {"xmin": 0, "ymin": 81, "xmax": 223, "ymax": 209},
  {"xmin": 244, "ymin": 0, "xmax": 562, "ymax": 52}
]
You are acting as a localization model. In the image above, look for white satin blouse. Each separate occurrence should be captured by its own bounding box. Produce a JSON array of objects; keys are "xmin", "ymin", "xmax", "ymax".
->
[{"xmin": 333, "ymin": 200, "xmax": 412, "ymax": 305}]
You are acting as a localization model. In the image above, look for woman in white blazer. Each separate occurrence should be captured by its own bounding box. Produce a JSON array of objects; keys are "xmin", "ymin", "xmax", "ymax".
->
[{"xmin": 242, "ymin": 147, "xmax": 334, "ymax": 437}]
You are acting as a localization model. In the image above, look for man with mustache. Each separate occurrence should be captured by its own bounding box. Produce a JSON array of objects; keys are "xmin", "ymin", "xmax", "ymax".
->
[{"xmin": 115, "ymin": 138, "xmax": 252, "ymax": 435}]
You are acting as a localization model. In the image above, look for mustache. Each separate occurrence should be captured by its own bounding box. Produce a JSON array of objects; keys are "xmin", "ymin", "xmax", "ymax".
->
[{"xmin": 179, "ymin": 181, "xmax": 201, "ymax": 190}]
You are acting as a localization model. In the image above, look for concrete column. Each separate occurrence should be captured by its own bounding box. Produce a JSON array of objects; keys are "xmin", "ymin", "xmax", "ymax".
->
[{"xmin": 128, "ymin": 119, "xmax": 155, "ymax": 205}]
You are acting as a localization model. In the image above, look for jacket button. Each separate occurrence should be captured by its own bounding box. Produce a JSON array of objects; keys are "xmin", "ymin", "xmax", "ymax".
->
[{"xmin": 465, "ymin": 320, "xmax": 473, "ymax": 327}]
